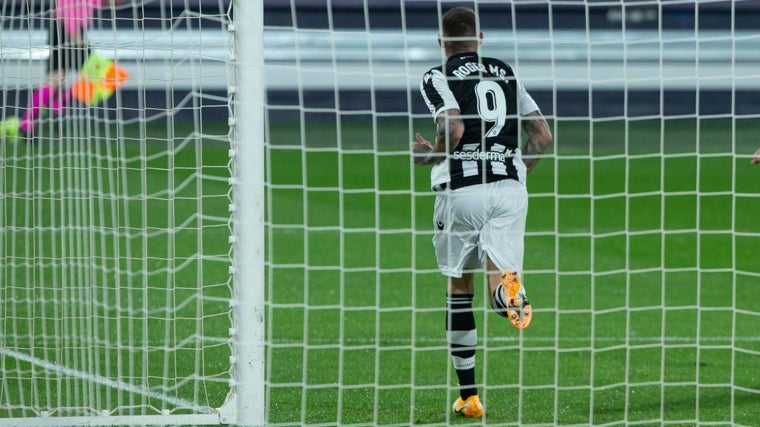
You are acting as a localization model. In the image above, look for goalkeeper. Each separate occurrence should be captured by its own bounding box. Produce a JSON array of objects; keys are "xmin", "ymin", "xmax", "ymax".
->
[
  {"xmin": 17, "ymin": 0, "xmax": 120, "ymax": 138},
  {"xmin": 411, "ymin": 6, "xmax": 553, "ymax": 419}
]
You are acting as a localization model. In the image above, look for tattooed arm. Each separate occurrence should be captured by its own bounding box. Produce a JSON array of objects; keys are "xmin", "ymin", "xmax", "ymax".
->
[
  {"xmin": 521, "ymin": 110, "xmax": 553, "ymax": 173},
  {"xmin": 412, "ymin": 109, "xmax": 465, "ymax": 166}
]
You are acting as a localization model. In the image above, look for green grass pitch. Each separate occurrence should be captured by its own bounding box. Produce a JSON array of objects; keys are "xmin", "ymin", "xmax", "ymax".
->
[
  {"xmin": 1, "ymin": 118, "xmax": 233, "ymax": 416},
  {"xmin": 266, "ymin": 116, "xmax": 760, "ymax": 425},
  {"xmin": 2, "ymin": 116, "xmax": 760, "ymax": 425}
]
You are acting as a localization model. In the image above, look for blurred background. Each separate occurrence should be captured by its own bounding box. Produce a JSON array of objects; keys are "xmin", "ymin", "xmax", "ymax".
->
[
  {"xmin": 2, "ymin": 0, "xmax": 759, "ymax": 123},
  {"xmin": 1, "ymin": 0, "xmax": 231, "ymax": 123},
  {"xmin": 263, "ymin": 0, "xmax": 760, "ymax": 121}
]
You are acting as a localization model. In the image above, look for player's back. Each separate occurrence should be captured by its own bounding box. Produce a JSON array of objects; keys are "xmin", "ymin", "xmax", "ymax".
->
[
  {"xmin": 423, "ymin": 52, "xmax": 523, "ymax": 189},
  {"xmin": 443, "ymin": 52, "xmax": 519, "ymax": 151}
]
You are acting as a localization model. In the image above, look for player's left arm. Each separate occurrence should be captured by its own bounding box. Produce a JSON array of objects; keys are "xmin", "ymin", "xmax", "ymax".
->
[
  {"xmin": 521, "ymin": 110, "xmax": 553, "ymax": 173},
  {"xmin": 412, "ymin": 109, "xmax": 464, "ymax": 166}
]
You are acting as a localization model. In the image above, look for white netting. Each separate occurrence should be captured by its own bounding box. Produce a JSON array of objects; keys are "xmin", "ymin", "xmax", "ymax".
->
[
  {"xmin": 1, "ymin": 1, "xmax": 234, "ymax": 425},
  {"xmin": 262, "ymin": 1, "xmax": 760, "ymax": 425}
]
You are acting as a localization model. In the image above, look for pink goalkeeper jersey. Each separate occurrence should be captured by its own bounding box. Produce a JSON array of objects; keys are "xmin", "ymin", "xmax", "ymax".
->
[{"xmin": 55, "ymin": 0, "xmax": 107, "ymax": 37}]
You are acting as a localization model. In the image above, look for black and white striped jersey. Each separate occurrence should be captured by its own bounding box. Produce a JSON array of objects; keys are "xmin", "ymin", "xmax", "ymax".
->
[{"xmin": 420, "ymin": 52, "xmax": 539, "ymax": 190}]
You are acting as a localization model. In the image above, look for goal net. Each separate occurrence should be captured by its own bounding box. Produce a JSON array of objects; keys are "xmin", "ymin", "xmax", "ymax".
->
[
  {"xmin": 2, "ymin": 0, "xmax": 759, "ymax": 426},
  {"xmin": 262, "ymin": 0, "xmax": 760, "ymax": 426},
  {"xmin": 0, "ymin": 0, "xmax": 240, "ymax": 425}
]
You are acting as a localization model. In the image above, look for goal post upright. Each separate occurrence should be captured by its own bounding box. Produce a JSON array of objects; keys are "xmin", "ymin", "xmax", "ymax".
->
[{"xmin": 230, "ymin": 0, "xmax": 266, "ymax": 425}]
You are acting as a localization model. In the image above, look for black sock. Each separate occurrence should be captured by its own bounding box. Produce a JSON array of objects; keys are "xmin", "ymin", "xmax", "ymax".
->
[{"xmin": 446, "ymin": 293, "xmax": 477, "ymax": 399}]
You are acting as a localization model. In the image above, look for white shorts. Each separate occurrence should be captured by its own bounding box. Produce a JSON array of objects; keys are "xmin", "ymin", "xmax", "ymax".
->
[{"xmin": 432, "ymin": 179, "xmax": 528, "ymax": 278}]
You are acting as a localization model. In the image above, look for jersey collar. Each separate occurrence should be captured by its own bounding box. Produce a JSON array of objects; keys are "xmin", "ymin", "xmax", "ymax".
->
[{"xmin": 447, "ymin": 51, "xmax": 479, "ymax": 63}]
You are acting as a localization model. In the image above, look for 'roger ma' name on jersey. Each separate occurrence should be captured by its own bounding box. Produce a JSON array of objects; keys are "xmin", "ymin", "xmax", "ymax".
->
[{"xmin": 420, "ymin": 52, "xmax": 539, "ymax": 191}]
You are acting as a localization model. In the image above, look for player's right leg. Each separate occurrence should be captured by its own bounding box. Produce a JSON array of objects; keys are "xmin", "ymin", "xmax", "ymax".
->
[
  {"xmin": 20, "ymin": 23, "xmax": 68, "ymax": 136},
  {"xmin": 19, "ymin": 84, "xmax": 58, "ymax": 135}
]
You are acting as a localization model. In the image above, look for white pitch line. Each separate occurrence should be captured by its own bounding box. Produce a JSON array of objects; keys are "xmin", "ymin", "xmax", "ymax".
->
[{"xmin": 0, "ymin": 347, "xmax": 214, "ymax": 414}]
